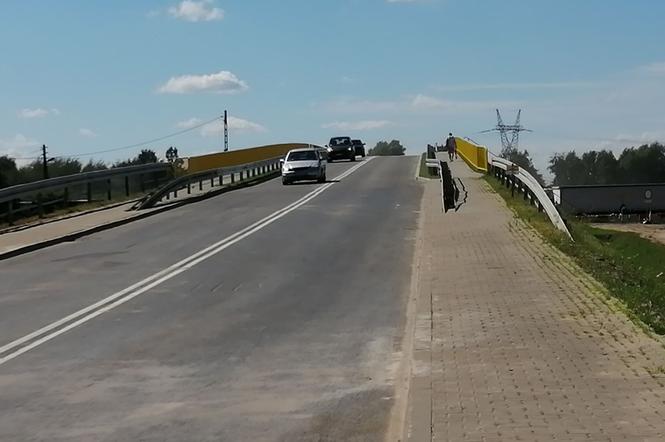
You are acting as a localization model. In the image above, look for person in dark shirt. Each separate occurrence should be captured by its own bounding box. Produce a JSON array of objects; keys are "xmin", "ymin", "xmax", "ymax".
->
[{"xmin": 446, "ymin": 133, "xmax": 457, "ymax": 161}]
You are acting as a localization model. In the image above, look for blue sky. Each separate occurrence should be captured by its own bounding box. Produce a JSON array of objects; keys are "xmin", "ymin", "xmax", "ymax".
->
[{"xmin": 2, "ymin": 0, "xmax": 665, "ymax": 177}]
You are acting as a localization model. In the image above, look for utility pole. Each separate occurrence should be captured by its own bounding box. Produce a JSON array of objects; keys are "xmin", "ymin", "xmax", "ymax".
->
[
  {"xmin": 223, "ymin": 110, "xmax": 229, "ymax": 152},
  {"xmin": 42, "ymin": 144, "xmax": 49, "ymax": 179}
]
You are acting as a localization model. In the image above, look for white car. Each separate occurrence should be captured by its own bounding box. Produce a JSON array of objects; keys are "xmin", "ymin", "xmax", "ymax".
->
[{"xmin": 281, "ymin": 148, "xmax": 327, "ymax": 185}]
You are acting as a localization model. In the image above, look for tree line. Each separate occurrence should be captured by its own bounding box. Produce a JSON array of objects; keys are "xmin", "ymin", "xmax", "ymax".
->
[
  {"xmin": 548, "ymin": 143, "xmax": 665, "ymax": 186},
  {"xmin": 0, "ymin": 149, "xmax": 159, "ymax": 189},
  {"xmin": 498, "ymin": 142, "xmax": 665, "ymax": 186},
  {"xmin": 369, "ymin": 140, "xmax": 406, "ymax": 156}
]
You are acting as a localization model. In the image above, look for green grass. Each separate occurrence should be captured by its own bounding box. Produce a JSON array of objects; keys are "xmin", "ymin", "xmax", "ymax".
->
[
  {"xmin": 485, "ymin": 175, "xmax": 665, "ymax": 335},
  {"xmin": 419, "ymin": 153, "xmax": 439, "ymax": 179}
]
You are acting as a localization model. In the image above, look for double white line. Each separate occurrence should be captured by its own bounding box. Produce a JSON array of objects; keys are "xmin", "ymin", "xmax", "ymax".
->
[{"xmin": 0, "ymin": 159, "xmax": 372, "ymax": 367}]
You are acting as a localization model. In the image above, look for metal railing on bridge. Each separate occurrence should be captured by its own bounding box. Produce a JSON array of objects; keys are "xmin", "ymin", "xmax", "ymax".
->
[
  {"xmin": 0, "ymin": 163, "xmax": 172, "ymax": 225},
  {"xmin": 134, "ymin": 156, "xmax": 283, "ymax": 210},
  {"xmin": 489, "ymin": 153, "xmax": 573, "ymax": 240}
]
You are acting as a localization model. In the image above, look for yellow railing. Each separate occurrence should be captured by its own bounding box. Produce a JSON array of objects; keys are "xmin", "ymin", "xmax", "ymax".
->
[
  {"xmin": 186, "ymin": 143, "xmax": 311, "ymax": 173},
  {"xmin": 455, "ymin": 138, "xmax": 488, "ymax": 172}
]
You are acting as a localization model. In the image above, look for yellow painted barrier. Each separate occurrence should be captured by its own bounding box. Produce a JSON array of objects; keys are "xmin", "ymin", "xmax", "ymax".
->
[
  {"xmin": 186, "ymin": 143, "xmax": 311, "ymax": 173},
  {"xmin": 455, "ymin": 138, "xmax": 488, "ymax": 172}
]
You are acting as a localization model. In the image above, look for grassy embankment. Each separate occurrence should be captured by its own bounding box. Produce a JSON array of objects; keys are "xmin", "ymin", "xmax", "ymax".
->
[{"xmin": 485, "ymin": 175, "xmax": 665, "ymax": 335}]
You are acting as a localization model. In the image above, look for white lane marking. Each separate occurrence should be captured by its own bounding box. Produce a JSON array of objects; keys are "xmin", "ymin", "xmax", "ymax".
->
[{"xmin": 0, "ymin": 158, "xmax": 373, "ymax": 366}]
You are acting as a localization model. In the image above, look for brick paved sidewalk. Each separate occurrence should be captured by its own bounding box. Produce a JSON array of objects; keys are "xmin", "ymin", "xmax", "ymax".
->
[{"xmin": 409, "ymin": 159, "xmax": 665, "ymax": 441}]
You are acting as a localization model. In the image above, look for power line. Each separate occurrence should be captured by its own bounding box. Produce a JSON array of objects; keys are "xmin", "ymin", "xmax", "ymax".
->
[
  {"xmin": 56, "ymin": 116, "xmax": 222, "ymax": 159},
  {"xmin": 8, "ymin": 156, "xmax": 40, "ymax": 160},
  {"xmin": 474, "ymin": 130, "xmax": 664, "ymax": 146}
]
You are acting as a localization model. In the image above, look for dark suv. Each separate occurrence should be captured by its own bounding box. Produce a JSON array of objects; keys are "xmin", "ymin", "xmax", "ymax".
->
[
  {"xmin": 351, "ymin": 139, "xmax": 366, "ymax": 157},
  {"xmin": 326, "ymin": 136, "xmax": 356, "ymax": 162}
]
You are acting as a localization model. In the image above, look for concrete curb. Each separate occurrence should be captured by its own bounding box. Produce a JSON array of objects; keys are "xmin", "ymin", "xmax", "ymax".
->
[
  {"xmin": 0, "ymin": 172, "xmax": 279, "ymax": 261},
  {"xmin": 403, "ymin": 183, "xmax": 433, "ymax": 442}
]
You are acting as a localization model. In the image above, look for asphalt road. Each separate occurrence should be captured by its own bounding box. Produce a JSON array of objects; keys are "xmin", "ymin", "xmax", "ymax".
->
[{"xmin": 0, "ymin": 156, "xmax": 423, "ymax": 441}]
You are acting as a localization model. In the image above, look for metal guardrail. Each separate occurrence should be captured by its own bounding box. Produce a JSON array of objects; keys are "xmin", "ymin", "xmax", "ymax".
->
[
  {"xmin": 0, "ymin": 163, "xmax": 172, "ymax": 224},
  {"xmin": 489, "ymin": 153, "xmax": 573, "ymax": 240},
  {"xmin": 0, "ymin": 163, "xmax": 171, "ymax": 203},
  {"xmin": 134, "ymin": 156, "xmax": 283, "ymax": 210}
]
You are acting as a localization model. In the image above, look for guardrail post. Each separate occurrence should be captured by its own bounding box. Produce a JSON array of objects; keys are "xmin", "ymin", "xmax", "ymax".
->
[
  {"xmin": 87, "ymin": 182, "xmax": 92, "ymax": 202},
  {"xmin": 37, "ymin": 193, "xmax": 44, "ymax": 218},
  {"xmin": 219, "ymin": 175, "xmax": 223, "ymax": 186},
  {"xmin": 210, "ymin": 177, "xmax": 214, "ymax": 187},
  {"xmin": 107, "ymin": 179, "xmax": 112, "ymax": 200},
  {"xmin": 231, "ymin": 172, "xmax": 235, "ymax": 184},
  {"xmin": 199, "ymin": 180, "xmax": 203, "ymax": 191},
  {"xmin": 511, "ymin": 178, "xmax": 515, "ymax": 197},
  {"xmin": 187, "ymin": 182, "xmax": 191, "ymax": 195},
  {"xmin": 7, "ymin": 200, "xmax": 14, "ymax": 225},
  {"xmin": 125, "ymin": 176, "xmax": 130, "ymax": 197}
]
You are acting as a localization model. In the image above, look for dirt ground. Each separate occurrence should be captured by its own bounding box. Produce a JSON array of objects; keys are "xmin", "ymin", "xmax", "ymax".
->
[{"xmin": 592, "ymin": 222, "xmax": 665, "ymax": 246}]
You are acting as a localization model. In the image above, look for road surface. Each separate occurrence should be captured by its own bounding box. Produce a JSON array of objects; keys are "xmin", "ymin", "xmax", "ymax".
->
[{"xmin": 0, "ymin": 157, "xmax": 422, "ymax": 441}]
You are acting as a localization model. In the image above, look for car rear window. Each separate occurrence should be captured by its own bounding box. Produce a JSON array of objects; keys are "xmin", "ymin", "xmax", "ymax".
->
[
  {"xmin": 287, "ymin": 151, "xmax": 318, "ymax": 161},
  {"xmin": 330, "ymin": 137, "xmax": 351, "ymax": 146}
]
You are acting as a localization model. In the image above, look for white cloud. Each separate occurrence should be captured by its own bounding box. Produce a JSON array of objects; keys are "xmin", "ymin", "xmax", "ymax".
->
[
  {"xmin": 409, "ymin": 94, "xmax": 522, "ymax": 113},
  {"xmin": 158, "ymin": 70, "xmax": 248, "ymax": 94},
  {"xmin": 201, "ymin": 116, "xmax": 266, "ymax": 136},
  {"xmin": 19, "ymin": 108, "xmax": 48, "ymax": 118},
  {"xmin": 410, "ymin": 94, "xmax": 448, "ymax": 110},
  {"xmin": 168, "ymin": 0, "xmax": 224, "ymax": 22},
  {"xmin": 0, "ymin": 134, "xmax": 39, "ymax": 164},
  {"xmin": 176, "ymin": 117, "xmax": 203, "ymax": 128},
  {"xmin": 435, "ymin": 82, "xmax": 596, "ymax": 92},
  {"xmin": 322, "ymin": 120, "xmax": 392, "ymax": 131},
  {"xmin": 18, "ymin": 108, "xmax": 61, "ymax": 119},
  {"xmin": 639, "ymin": 62, "xmax": 665, "ymax": 75},
  {"xmin": 79, "ymin": 128, "xmax": 97, "ymax": 138},
  {"xmin": 321, "ymin": 95, "xmax": 516, "ymax": 115}
]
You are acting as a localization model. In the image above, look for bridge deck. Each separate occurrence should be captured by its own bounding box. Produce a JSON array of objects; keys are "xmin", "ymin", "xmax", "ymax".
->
[{"xmin": 415, "ymin": 158, "xmax": 665, "ymax": 441}]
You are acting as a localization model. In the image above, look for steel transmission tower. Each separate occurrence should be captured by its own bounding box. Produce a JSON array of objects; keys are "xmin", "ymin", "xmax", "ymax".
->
[{"xmin": 481, "ymin": 109, "xmax": 532, "ymax": 152}]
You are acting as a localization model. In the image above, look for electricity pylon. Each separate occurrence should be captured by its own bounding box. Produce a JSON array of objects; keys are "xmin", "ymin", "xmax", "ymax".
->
[{"xmin": 481, "ymin": 109, "xmax": 532, "ymax": 152}]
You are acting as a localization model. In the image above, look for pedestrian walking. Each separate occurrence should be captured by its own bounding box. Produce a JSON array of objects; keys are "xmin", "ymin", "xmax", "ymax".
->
[{"xmin": 446, "ymin": 133, "xmax": 457, "ymax": 161}]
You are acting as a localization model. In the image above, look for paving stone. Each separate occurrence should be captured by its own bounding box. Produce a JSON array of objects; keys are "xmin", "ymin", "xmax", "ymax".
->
[{"xmin": 418, "ymin": 159, "xmax": 665, "ymax": 441}]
